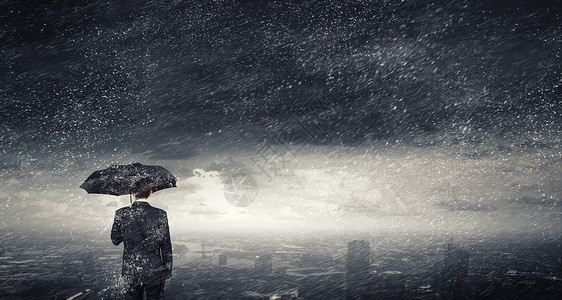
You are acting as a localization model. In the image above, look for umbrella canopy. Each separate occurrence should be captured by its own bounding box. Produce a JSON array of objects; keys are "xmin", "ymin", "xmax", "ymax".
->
[{"xmin": 80, "ymin": 163, "xmax": 176, "ymax": 196}]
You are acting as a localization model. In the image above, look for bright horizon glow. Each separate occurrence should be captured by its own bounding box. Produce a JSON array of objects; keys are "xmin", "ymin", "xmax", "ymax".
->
[{"xmin": 1, "ymin": 144, "xmax": 560, "ymax": 238}]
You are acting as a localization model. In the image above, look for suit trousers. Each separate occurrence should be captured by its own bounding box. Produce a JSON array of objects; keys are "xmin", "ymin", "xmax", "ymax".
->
[{"xmin": 126, "ymin": 280, "xmax": 165, "ymax": 300}]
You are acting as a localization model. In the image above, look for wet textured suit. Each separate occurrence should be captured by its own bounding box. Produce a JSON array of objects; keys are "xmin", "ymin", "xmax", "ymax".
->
[{"xmin": 111, "ymin": 201, "xmax": 172, "ymax": 299}]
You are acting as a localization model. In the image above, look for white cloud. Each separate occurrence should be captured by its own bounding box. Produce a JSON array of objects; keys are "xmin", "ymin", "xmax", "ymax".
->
[
  {"xmin": 2, "ymin": 146, "xmax": 560, "ymax": 236},
  {"xmin": 280, "ymin": 206, "xmax": 299, "ymax": 218}
]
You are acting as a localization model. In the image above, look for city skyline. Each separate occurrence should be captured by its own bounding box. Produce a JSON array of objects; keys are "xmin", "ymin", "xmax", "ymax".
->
[{"xmin": 1, "ymin": 228, "xmax": 559, "ymax": 299}]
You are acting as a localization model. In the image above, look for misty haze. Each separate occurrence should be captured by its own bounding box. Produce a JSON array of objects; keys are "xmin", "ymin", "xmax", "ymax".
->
[{"xmin": 1, "ymin": 0, "xmax": 560, "ymax": 299}]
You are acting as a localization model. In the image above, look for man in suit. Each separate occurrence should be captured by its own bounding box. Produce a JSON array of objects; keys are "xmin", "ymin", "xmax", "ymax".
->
[{"xmin": 111, "ymin": 179, "xmax": 172, "ymax": 299}]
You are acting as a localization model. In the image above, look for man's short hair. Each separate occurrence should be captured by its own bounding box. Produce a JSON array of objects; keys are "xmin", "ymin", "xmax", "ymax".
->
[{"xmin": 132, "ymin": 179, "xmax": 152, "ymax": 199}]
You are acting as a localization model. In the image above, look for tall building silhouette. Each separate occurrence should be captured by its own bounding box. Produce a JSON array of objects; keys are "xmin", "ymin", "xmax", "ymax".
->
[
  {"xmin": 80, "ymin": 252, "xmax": 96, "ymax": 285},
  {"xmin": 558, "ymin": 213, "xmax": 562, "ymax": 276},
  {"xmin": 441, "ymin": 243, "xmax": 470, "ymax": 299},
  {"xmin": 345, "ymin": 240, "xmax": 371, "ymax": 299},
  {"xmin": 81, "ymin": 252, "xmax": 95, "ymax": 273},
  {"xmin": 219, "ymin": 254, "xmax": 227, "ymax": 266}
]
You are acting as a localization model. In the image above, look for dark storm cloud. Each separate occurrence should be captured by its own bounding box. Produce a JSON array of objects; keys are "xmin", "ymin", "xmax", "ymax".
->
[
  {"xmin": 434, "ymin": 199, "xmax": 498, "ymax": 211},
  {"xmin": 513, "ymin": 196, "xmax": 561, "ymax": 207},
  {"xmin": 1, "ymin": 0, "xmax": 560, "ymax": 158}
]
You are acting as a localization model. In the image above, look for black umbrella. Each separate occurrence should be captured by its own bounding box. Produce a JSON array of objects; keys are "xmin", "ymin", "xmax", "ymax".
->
[{"xmin": 80, "ymin": 163, "xmax": 177, "ymax": 198}]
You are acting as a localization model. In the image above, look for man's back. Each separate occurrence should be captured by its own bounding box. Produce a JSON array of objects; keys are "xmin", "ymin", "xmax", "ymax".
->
[{"xmin": 111, "ymin": 201, "xmax": 172, "ymax": 284}]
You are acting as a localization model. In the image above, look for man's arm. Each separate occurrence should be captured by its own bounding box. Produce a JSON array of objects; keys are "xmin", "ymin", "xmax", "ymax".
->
[
  {"xmin": 111, "ymin": 210, "xmax": 123, "ymax": 246},
  {"xmin": 160, "ymin": 212, "xmax": 173, "ymax": 279}
]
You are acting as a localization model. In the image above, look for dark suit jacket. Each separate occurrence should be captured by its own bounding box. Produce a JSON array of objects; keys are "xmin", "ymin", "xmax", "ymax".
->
[{"xmin": 111, "ymin": 201, "xmax": 172, "ymax": 284}]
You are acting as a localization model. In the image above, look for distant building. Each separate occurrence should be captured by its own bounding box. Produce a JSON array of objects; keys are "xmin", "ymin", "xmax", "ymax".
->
[
  {"xmin": 441, "ymin": 243, "xmax": 470, "ymax": 299},
  {"xmin": 345, "ymin": 240, "xmax": 370, "ymax": 299},
  {"xmin": 255, "ymin": 254, "xmax": 273, "ymax": 275},
  {"xmin": 346, "ymin": 240, "xmax": 370, "ymax": 276},
  {"xmin": 558, "ymin": 213, "xmax": 562, "ymax": 276},
  {"xmin": 81, "ymin": 252, "xmax": 95, "ymax": 274},
  {"xmin": 285, "ymin": 268, "xmax": 344, "ymax": 299},
  {"xmin": 219, "ymin": 254, "xmax": 227, "ymax": 266},
  {"xmin": 80, "ymin": 252, "xmax": 96, "ymax": 285}
]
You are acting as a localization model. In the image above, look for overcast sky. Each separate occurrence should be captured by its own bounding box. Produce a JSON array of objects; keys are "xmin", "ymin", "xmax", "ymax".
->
[{"xmin": 1, "ymin": 0, "xmax": 560, "ymax": 237}]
